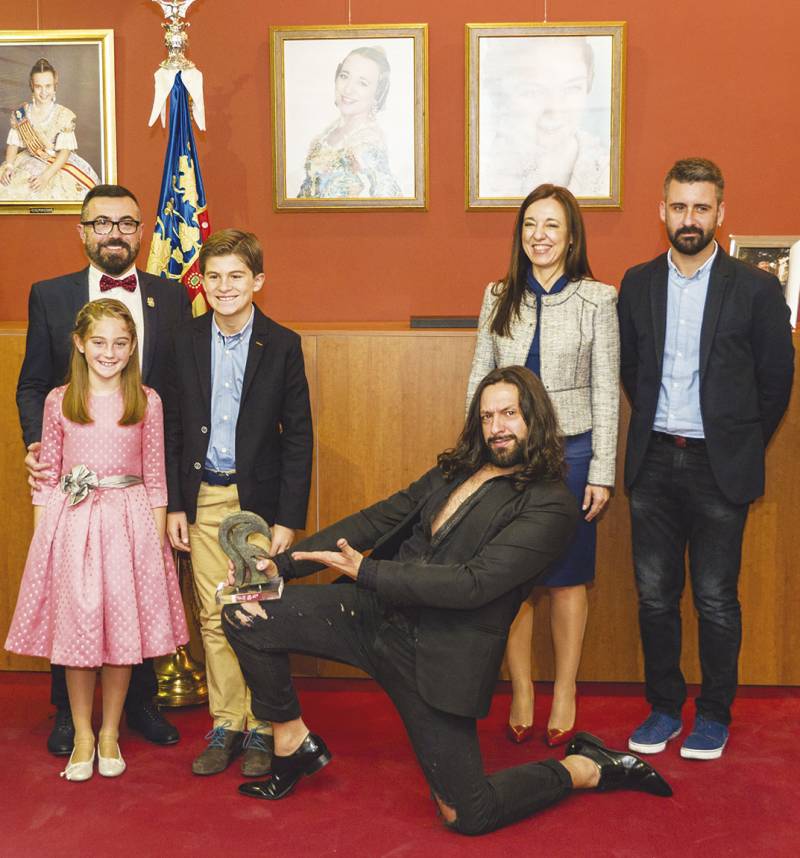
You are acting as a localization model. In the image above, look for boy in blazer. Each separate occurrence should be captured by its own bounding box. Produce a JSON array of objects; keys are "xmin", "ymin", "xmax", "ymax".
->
[
  {"xmin": 164, "ymin": 229, "xmax": 312, "ymax": 777},
  {"xmin": 618, "ymin": 159, "xmax": 794, "ymax": 760},
  {"xmin": 17, "ymin": 184, "xmax": 189, "ymax": 755}
]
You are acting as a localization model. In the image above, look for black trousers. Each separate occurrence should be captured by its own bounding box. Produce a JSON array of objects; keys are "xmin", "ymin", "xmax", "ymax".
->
[
  {"xmin": 630, "ymin": 438, "xmax": 750, "ymax": 724},
  {"xmin": 50, "ymin": 660, "xmax": 158, "ymax": 710},
  {"xmin": 222, "ymin": 581, "xmax": 572, "ymax": 836}
]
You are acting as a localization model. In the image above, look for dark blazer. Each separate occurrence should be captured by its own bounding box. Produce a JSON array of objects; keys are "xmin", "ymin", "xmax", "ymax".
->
[
  {"xmin": 16, "ymin": 267, "xmax": 191, "ymax": 447},
  {"xmin": 618, "ymin": 248, "xmax": 794, "ymax": 504},
  {"xmin": 276, "ymin": 467, "xmax": 577, "ymax": 719},
  {"xmin": 164, "ymin": 306, "xmax": 313, "ymax": 530}
]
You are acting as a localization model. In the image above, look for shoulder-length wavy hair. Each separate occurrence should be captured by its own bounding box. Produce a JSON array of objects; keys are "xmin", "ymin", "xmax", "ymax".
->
[
  {"xmin": 490, "ymin": 184, "xmax": 594, "ymax": 337},
  {"xmin": 439, "ymin": 366, "xmax": 564, "ymax": 490},
  {"xmin": 63, "ymin": 299, "xmax": 146, "ymax": 426}
]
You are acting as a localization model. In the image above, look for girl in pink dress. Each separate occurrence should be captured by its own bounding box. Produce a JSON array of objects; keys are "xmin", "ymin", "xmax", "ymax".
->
[{"xmin": 5, "ymin": 298, "xmax": 188, "ymax": 781}]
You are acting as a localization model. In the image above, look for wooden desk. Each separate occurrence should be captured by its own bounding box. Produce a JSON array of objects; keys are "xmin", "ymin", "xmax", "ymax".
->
[{"xmin": 2, "ymin": 324, "xmax": 798, "ymax": 684}]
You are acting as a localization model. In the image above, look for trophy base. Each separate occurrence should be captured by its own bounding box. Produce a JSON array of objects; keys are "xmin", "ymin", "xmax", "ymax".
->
[{"xmin": 215, "ymin": 577, "xmax": 284, "ymax": 605}]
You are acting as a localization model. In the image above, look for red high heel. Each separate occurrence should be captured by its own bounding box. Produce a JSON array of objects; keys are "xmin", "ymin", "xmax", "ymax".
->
[
  {"xmin": 545, "ymin": 696, "xmax": 579, "ymax": 747},
  {"xmin": 506, "ymin": 723, "xmax": 535, "ymax": 744}
]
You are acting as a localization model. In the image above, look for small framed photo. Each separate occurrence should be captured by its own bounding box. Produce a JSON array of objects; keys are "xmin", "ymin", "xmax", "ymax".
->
[
  {"xmin": 0, "ymin": 29, "xmax": 116, "ymax": 215},
  {"xmin": 271, "ymin": 24, "xmax": 428, "ymax": 210},
  {"xmin": 729, "ymin": 235, "xmax": 800, "ymax": 329},
  {"xmin": 466, "ymin": 22, "xmax": 626, "ymax": 210}
]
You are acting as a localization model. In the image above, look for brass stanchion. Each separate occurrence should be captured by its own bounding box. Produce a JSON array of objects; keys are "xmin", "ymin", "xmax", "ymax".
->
[{"xmin": 155, "ymin": 551, "xmax": 208, "ymax": 707}]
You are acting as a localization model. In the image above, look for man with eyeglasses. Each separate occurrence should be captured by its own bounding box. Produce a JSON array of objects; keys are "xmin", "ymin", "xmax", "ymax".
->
[{"xmin": 17, "ymin": 183, "xmax": 190, "ymax": 756}]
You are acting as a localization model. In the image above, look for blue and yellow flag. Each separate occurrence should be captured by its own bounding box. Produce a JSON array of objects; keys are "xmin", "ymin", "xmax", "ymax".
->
[{"xmin": 146, "ymin": 72, "xmax": 211, "ymax": 316}]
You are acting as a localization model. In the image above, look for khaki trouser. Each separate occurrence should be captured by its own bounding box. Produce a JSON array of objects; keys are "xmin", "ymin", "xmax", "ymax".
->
[{"xmin": 189, "ymin": 482, "xmax": 271, "ymax": 734}]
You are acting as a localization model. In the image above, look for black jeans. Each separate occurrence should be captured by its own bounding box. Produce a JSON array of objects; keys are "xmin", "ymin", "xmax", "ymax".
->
[
  {"xmin": 51, "ymin": 660, "xmax": 158, "ymax": 710},
  {"xmin": 222, "ymin": 582, "xmax": 572, "ymax": 836},
  {"xmin": 629, "ymin": 437, "xmax": 750, "ymax": 724}
]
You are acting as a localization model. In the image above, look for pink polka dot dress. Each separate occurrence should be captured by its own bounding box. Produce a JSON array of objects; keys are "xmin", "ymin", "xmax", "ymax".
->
[{"xmin": 5, "ymin": 385, "xmax": 188, "ymax": 667}]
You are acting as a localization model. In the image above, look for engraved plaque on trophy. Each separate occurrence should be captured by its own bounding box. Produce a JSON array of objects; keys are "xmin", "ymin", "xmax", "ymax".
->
[{"xmin": 215, "ymin": 511, "xmax": 284, "ymax": 604}]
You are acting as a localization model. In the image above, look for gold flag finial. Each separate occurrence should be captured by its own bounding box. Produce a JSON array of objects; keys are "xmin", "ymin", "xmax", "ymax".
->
[{"xmin": 152, "ymin": 1, "xmax": 198, "ymax": 70}]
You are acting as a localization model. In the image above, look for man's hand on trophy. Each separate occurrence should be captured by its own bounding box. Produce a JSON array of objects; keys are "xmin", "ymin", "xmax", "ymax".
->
[
  {"xmin": 225, "ymin": 555, "xmax": 278, "ymax": 586},
  {"xmin": 291, "ymin": 538, "xmax": 364, "ymax": 580}
]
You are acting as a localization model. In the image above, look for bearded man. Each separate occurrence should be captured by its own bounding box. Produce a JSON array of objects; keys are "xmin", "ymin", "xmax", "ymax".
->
[
  {"xmin": 619, "ymin": 158, "xmax": 794, "ymax": 760},
  {"xmin": 16, "ymin": 183, "xmax": 190, "ymax": 754},
  {"xmin": 221, "ymin": 366, "xmax": 672, "ymax": 835}
]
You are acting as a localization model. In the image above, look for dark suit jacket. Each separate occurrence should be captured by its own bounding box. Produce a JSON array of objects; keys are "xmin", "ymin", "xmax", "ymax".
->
[
  {"xmin": 163, "ymin": 306, "xmax": 313, "ymax": 530},
  {"xmin": 618, "ymin": 248, "xmax": 794, "ymax": 504},
  {"xmin": 275, "ymin": 467, "xmax": 577, "ymax": 719},
  {"xmin": 16, "ymin": 267, "xmax": 191, "ymax": 447}
]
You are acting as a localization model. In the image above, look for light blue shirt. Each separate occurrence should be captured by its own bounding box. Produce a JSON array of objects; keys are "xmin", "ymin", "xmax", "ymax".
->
[
  {"xmin": 205, "ymin": 308, "xmax": 254, "ymax": 472},
  {"xmin": 653, "ymin": 243, "xmax": 718, "ymax": 438}
]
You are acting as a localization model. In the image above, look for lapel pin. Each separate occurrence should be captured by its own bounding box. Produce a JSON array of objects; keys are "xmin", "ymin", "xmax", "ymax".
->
[
  {"xmin": 147, "ymin": 296, "xmax": 156, "ymax": 308},
  {"xmin": 255, "ymin": 340, "xmax": 264, "ymax": 347}
]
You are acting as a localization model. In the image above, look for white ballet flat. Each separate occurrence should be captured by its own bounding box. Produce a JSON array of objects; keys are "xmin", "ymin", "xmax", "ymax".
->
[
  {"xmin": 60, "ymin": 747, "xmax": 95, "ymax": 782},
  {"xmin": 98, "ymin": 743, "xmax": 126, "ymax": 777}
]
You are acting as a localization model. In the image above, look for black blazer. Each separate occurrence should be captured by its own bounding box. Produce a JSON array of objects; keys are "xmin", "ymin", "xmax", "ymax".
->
[
  {"xmin": 16, "ymin": 267, "xmax": 191, "ymax": 447},
  {"xmin": 163, "ymin": 306, "xmax": 313, "ymax": 530},
  {"xmin": 618, "ymin": 249, "xmax": 794, "ymax": 504},
  {"xmin": 276, "ymin": 467, "xmax": 577, "ymax": 719}
]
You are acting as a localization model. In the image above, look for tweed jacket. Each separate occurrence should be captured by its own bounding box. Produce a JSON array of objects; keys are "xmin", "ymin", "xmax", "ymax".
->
[{"xmin": 466, "ymin": 279, "xmax": 620, "ymax": 486}]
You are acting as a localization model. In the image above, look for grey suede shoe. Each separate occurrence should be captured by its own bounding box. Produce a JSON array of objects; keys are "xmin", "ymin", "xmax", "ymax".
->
[
  {"xmin": 240, "ymin": 730, "xmax": 274, "ymax": 777},
  {"xmin": 192, "ymin": 726, "xmax": 244, "ymax": 775}
]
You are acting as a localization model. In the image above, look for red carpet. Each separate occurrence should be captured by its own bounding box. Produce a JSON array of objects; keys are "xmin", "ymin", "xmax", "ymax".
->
[{"xmin": 1, "ymin": 673, "xmax": 798, "ymax": 857}]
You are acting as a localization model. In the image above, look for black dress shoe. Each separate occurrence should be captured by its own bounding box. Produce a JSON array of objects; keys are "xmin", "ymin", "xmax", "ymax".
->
[
  {"xmin": 126, "ymin": 702, "xmax": 180, "ymax": 745},
  {"xmin": 238, "ymin": 733, "xmax": 331, "ymax": 800},
  {"xmin": 566, "ymin": 732, "xmax": 673, "ymax": 797},
  {"xmin": 47, "ymin": 707, "xmax": 75, "ymax": 756}
]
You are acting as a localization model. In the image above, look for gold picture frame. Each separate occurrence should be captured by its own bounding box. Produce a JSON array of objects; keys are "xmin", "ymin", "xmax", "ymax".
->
[
  {"xmin": 729, "ymin": 234, "xmax": 800, "ymax": 329},
  {"xmin": 271, "ymin": 24, "xmax": 428, "ymax": 210},
  {"xmin": 466, "ymin": 22, "xmax": 626, "ymax": 210},
  {"xmin": 0, "ymin": 29, "xmax": 116, "ymax": 215}
]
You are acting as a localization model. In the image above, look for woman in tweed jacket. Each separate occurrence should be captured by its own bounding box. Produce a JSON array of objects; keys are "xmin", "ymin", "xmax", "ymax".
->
[{"xmin": 465, "ymin": 184, "xmax": 619, "ymax": 746}]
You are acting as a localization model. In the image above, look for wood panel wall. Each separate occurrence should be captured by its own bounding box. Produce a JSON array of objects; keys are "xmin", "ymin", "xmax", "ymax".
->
[{"xmin": 2, "ymin": 324, "xmax": 798, "ymax": 685}]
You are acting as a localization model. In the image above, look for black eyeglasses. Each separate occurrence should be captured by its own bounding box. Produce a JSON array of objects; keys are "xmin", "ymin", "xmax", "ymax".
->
[{"xmin": 80, "ymin": 217, "xmax": 141, "ymax": 235}]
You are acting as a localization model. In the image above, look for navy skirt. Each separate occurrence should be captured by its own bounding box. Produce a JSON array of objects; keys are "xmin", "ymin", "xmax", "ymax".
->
[{"xmin": 538, "ymin": 430, "xmax": 596, "ymax": 587}]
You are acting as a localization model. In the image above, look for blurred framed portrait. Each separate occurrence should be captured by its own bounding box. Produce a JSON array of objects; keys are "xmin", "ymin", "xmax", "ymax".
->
[
  {"xmin": 729, "ymin": 234, "xmax": 800, "ymax": 329},
  {"xmin": 466, "ymin": 22, "xmax": 625, "ymax": 210},
  {"xmin": 271, "ymin": 24, "xmax": 428, "ymax": 210},
  {"xmin": 0, "ymin": 29, "xmax": 116, "ymax": 215}
]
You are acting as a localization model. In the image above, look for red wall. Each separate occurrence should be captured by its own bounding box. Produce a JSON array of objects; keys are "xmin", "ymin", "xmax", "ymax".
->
[{"xmin": 1, "ymin": 1, "xmax": 797, "ymax": 322}]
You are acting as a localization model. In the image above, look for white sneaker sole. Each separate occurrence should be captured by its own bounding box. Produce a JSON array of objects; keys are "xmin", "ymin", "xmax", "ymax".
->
[
  {"xmin": 628, "ymin": 727, "xmax": 681, "ymax": 754},
  {"xmin": 680, "ymin": 740, "xmax": 727, "ymax": 760}
]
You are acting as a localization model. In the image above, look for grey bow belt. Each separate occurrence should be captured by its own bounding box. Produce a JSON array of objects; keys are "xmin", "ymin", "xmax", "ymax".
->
[{"xmin": 59, "ymin": 465, "xmax": 143, "ymax": 507}]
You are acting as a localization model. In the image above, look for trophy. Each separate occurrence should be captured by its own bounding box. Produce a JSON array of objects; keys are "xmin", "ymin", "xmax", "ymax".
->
[{"xmin": 215, "ymin": 511, "xmax": 284, "ymax": 604}]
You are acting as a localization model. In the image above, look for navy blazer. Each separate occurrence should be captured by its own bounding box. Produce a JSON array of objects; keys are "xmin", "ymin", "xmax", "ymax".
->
[
  {"xmin": 276, "ymin": 467, "xmax": 577, "ymax": 720},
  {"xmin": 16, "ymin": 267, "xmax": 191, "ymax": 447},
  {"xmin": 163, "ymin": 306, "xmax": 313, "ymax": 530},
  {"xmin": 618, "ymin": 248, "xmax": 794, "ymax": 504}
]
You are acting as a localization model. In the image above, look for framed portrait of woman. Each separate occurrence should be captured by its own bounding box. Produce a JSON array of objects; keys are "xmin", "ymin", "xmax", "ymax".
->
[
  {"xmin": 466, "ymin": 22, "xmax": 625, "ymax": 210},
  {"xmin": 271, "ymin": 24, "xmax": 428, "ymax": 210},
  {"xmin": 0, "ymin": 29, "xmax": 116, "ymax": 215}
]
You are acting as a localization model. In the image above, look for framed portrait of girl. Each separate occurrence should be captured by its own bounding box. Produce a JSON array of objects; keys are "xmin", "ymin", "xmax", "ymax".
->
[{"xmin": 0, "ymin": 29, "xmax": 116, "ymax": 215}]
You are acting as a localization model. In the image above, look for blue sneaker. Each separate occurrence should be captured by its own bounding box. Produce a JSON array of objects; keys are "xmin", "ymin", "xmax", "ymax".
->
[
  {"xmin": 680, "ymin": 716, "xmax": 728, "ymax": 760},
  {"xmin": 628, "ymin": 711, "xmax": 682, "ymax": 754}
]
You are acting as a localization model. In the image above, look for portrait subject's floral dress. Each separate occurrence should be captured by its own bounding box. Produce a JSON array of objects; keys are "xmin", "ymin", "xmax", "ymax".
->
[
  {"xmin": 298, "ymin": 118, "xmax": 401, "ymax": 198},
  {"xmin": 0, "ymin": 101, "xmax": 99, "ymax": 201},
  {"xmin": 4, "ymin": 386, "xmax": 188, "ymax": 667}
]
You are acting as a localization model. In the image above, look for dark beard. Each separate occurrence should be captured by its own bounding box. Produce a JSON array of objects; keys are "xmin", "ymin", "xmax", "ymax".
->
[
  {"xmin": 486, "ymin": 436, "xmax": 525, "ymax": 468},
  {"xmin": 87, "ymin": 240, "xmax": 139, "ymax": 276},
  {"xmin": 668, "ymin": 225, "xmax": 715, "ymax": 256}
]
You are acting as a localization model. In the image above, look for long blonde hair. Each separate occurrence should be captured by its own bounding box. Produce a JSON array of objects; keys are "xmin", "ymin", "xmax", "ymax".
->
[{"xmin": 63, "ymin": 299, "xmax": 147, "ymax": 425}]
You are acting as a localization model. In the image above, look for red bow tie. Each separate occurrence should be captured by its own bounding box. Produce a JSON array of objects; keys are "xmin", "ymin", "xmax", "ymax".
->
[{"xmin": 99, "ymin": 274, "xmax": 137, "ymax": 293}]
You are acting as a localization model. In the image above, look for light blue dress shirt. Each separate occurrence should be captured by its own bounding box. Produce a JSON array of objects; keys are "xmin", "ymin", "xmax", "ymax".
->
[
  {"xmin": 653, "ymin": 243, "xmax": 718, "ymax": 438},
  {"xmin": 204, "ymin": 308, "xmax": 254, "ymax": 472}
]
